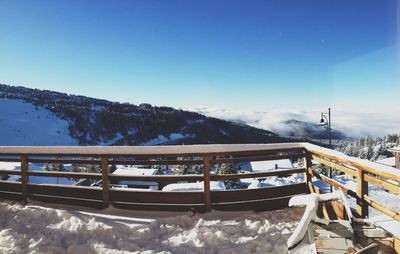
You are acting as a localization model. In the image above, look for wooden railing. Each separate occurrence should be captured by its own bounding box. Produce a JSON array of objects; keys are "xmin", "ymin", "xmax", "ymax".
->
[
  {"xmin": 304, "ymin": 143, "xmax": 400, "ymax": 221},
  {"xmin": 0, "ymin": 144, "xmax": 307, "ymax": 212},
  {"xmin": 0, "ymin": 143, "xmax": 398, "ymax": 218}
]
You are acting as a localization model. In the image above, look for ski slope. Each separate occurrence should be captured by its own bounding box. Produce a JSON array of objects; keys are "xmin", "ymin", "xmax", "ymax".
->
[{"xmin": 0, "ymin": 99, "xmax": 78, "ymax": 146}]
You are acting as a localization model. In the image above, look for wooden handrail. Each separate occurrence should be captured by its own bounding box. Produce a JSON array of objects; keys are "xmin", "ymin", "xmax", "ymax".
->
[{"xmin": 305, "ymin": 144, "xmax": 400, "ymax": 221}]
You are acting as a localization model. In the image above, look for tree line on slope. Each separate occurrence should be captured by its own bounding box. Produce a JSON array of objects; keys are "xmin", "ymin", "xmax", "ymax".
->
[
  {"xmin": 0, "ymin": 83, "xmax": 288, "ymax": 145},
  {"xmin": 338, "ymin": 133, "xmax": 400, "ymax": 161}
]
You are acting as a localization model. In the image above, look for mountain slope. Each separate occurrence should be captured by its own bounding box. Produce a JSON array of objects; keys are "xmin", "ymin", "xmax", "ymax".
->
[
  {"xmin": 0, "ymin": 99, "xmax": 77, "ymax": 146},
  {"xmin": 0, "ymin": 84, "xmax": 290, "ymax": 146}
]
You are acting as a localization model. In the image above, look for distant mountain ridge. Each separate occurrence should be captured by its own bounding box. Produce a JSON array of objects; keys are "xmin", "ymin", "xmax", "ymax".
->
[
  {"xmin": 0, "ymin": 83, "xmax": 294, "ymax": 146},
  {"xmin": 279, "ymin": 119, "xmax": 348, "ymax": 140}
]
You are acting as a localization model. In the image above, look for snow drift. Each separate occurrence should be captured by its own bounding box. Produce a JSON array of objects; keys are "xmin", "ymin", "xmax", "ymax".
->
[{"xmin": 0, "ymin": 201, "xmax": 304, "ymax": 254}]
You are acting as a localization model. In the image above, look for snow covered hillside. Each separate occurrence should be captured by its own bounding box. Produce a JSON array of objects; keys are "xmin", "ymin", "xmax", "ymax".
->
[
  {"xmin": 0, "ymin": 99, "xmax": 78, "ymax": 145},
  {"xmin": 0, "ymin": 84, "xmax": 289, "ymax": 146},
  {"xmin": 0, "ymin": 201, "xmax": 304, "ymax": 254}
]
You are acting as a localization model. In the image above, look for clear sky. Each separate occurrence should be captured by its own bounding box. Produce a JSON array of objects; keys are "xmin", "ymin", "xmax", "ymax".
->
[{"xmin": 0, "ymin": 0, "xmax": 399, "ymax": 112}]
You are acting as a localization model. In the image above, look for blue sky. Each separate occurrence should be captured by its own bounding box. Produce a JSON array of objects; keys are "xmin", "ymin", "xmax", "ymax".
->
[{"xmin": 0, "ymin": 0, "xmax": 398, "ymax": 112}]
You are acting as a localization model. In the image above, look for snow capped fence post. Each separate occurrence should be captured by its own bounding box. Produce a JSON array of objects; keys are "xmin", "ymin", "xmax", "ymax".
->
[
  {"xmin": 21, "ymin": 156, "xmax": 29, "ymax": 204},
  {"xmin": 356, "ymin": 168, "xmax": 368, "ymax": 218},
  {"xmin": 203, "ymin": 156, "xmax": 211, "ymax": 212},
  {"xmin": 101, "ymin": 156, "xmax": 110, "ymax": 209}
]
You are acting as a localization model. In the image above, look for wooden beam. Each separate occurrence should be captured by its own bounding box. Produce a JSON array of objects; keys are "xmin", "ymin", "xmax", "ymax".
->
[
  {"xmin": 303, "ymin": 152, "xmax": 312, "ymax": 193},
  {"xmin": 203, "ymin": 156, "xmax": 211, "ymax": 212},
  {"xmin": 211, "ymin": 183, "xmax": 307, "ymax": 203},
  {"xmin": 308, "ymin": 149, "xmax": 400, "ymax": 182},
  {"xmin": 21, "ymin": 156, "xmax": 28, "ymax": 204},
  {"xmin": 311, "ymin": 155, "xmax": 356, "ymax": 177},
  {"xmin": 27, "ymin": 171, "xmax": 102, "ymax": 179},
  {"xmin": 109, "ymin": 174, "xmax": 204, "ymax": 182},
  {"xmin": 356, "ymin": 168, "xmax": 368, "ymax": 218},
  {"xmin": 101, "ymin": 156, "xmax": 110, "ymax": 209},
  {"xmin": 210, "ymin": 168, "xmax": 305, "ymax": 181},
  {"xmin": 0, "ymin": 169, "xmax": 22, "ymax": 175},
  {"xmin": 364, "ymin": 174, "xmax": 400, "ymax": 195},
  {"xmin": 363, "ymin": 195, "xmax": 400, "ymax": 222},
  {"xmin": 309, "ymin": 168, "xmax": 357, "ymax": 198}
]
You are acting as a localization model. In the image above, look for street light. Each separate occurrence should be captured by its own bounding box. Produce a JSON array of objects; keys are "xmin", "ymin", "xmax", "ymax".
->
[
  {"xmin": 319, "ymin": 108, "xmax": 332, "ymax": 192},
  {"xmin": 319, "ymin": 108, "xmax": 331, "ymax": 147}
]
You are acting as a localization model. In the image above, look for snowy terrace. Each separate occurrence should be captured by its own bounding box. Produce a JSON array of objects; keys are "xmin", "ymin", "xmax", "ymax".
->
[{"xmin": 0, "ymin": 143, "xmax": 399, "ymax": 244}]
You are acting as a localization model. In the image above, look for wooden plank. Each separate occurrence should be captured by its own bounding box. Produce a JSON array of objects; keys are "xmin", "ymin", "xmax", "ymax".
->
[
  {"xmin": 212, "ymin": 153, "xmax": 304, "ymax": 164},
  {"xmin": 210, "ymin": 168, "xmax": 305, "ymax": 181},
  {"xmin": 363, "ymin": 195, "xmax": 400, "ymax": 222},
  {"xmin": 21, "ymin": 156, "xmax": 28, "ymax": 203},
  {"xmin": 109, "ymin": 189, "xmax": 204, "ymax": 204},
  {"xmin": 27, "ymin": 171, "xmax": 102, "ymax": 179},
  {"xmin": 211, "ymin": 183, "xmax": 307, "ymax": 203},
  {"xmin": 212, "ymin": 196, "xmax": 293, "ymax": 212},
  {"xmin": 309, "ymin": 168, "xmax": 357, "ymax": 199},
  {"xmin": 111, "ymin": 202, "xmax": 206, "ymax": 212},
  {"xmin": 0, "ymin": 192, "xmax": 24, "ymax": 201},
  {"xmin": 311, "ymin": 155, "xmax": 356, "ymax": 177},
  {"xmin": 0, "ymin": 144, "xmax": 305, "ymax": 157},
  {"xmin": 28, "ymin": 158, "xmax": 101, "ymax": 165},
  {"xmin": 0, "ymin": 158, "xmax": 20, "ymax": 162},
  {"xmin": 364, "ymin": 174, "xmax": 400, "ymax": 195},
  {"xmin": 356, "ymin": 168, "xmax": 368, "ymax": 218},
  {"xmin": 319, "ymin": 201, "xmax": 347, "ymax": 220},
  {"xmin": 29, "ymin": 195, "xmax": 104, "ymax": 209},
  {"xmin": 0, "ymin": 169, "xmax": 22, "ymax": 175},
  {"xmin": 111, "ymin": 196, "xmax": 296, "ymax": 212},
  {"xmin": 394, "ymin": 237, "xmax": 400, "ymax": 254},
  {"xmin": 109, "ymin": 174, "xmax": 204, "ymax": 182},
  {"xmin": 203, "ymin": 156, "xmax": 211, "ymax": 212},
  {"xmin": 0, "ymin": 180, "xmax": 22, "ymax": 192},
  {"xmin": 101, "ymin": 156, "xmax": 110, "ymax": 209},
  {"xmin": 27, "ymin": 184, "xmax": 102, "ymax": 200}
]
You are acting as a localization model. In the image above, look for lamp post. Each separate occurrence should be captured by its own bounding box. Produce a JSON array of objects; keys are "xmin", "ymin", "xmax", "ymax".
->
[
  {"xmin": 319, "ymin": 108, "xmax": 332, "ymax": 192},
  {"xmin": 319, "ymin": 108, "xmax": 331, "ymax": 147}
]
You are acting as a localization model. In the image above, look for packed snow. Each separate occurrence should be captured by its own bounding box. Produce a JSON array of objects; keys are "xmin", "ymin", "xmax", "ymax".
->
[
  {"xmin": 0, "ymin": 99, "xmax": 78, "ymax": 146},
  {"xmin": 376, "ymin": 157, "xmax": 396, "ymax": 167},
  {"xmin": 0, "ymin": 201, "xmax": 304, "ymax": 254},
  {"xmin": 287, "ymin": 192, "xmax": 342, "ymax": 249}
]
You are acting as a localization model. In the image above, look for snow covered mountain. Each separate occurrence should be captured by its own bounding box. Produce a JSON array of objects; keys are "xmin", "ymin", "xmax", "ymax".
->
[{"xmin": 0, "ymin": 84, "xmax": 293, "ymax": 146}]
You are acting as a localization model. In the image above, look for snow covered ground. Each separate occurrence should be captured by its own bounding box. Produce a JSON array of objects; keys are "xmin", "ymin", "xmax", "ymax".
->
[
  {"xmin": 0, "ymin": 201, "xmax": 304, "ymax": 254},
  {"xmin": 0, "ymin": 99, "xmax": 78, "ymax": 146}
]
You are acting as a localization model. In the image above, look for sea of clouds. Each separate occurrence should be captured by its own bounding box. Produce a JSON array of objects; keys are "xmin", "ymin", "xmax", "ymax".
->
[{"xmin": 193, "ymin": 107, "xmax": 400, "ymax": 138}]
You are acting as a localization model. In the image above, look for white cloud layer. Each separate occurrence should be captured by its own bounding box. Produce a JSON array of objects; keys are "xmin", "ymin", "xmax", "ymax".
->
[{"xmin": 193, "ymin": 107, "xmax": 400, "ymax": 138}]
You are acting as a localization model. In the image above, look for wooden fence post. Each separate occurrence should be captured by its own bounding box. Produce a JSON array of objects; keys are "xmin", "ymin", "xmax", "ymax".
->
[
  {"xmin": 21, "ymin": 156, "xmax": 29, "ymax": 204},
  {"xmin": 303, "ymin": 152, "xmax": 312, "ymax": 193},
  {"xmin": 356, "ymin": 168, "xmax": 368, "ymax": 218},
  {"xmin": 101, "ymin": 156, "xmax": 110, "ymax": 209},
  {"xmin": 203, "ymin": 156, "xmax": 211, "ymax": 212}
]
